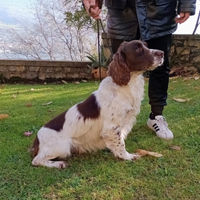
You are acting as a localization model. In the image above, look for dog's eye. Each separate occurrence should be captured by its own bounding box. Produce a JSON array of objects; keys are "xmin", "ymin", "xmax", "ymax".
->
[
  {"xmin": 134, "ymin": 43, "xmax": 143, "ymax": 52},
  {"xmin": 136, "ymin": 47, "xmax": 143, "ymax": 53}
]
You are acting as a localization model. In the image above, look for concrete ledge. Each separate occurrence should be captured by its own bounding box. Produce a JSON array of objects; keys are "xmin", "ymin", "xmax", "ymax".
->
[{"xmin": 0, "ymin": 60, "xmax": 93, "ymax": 83}]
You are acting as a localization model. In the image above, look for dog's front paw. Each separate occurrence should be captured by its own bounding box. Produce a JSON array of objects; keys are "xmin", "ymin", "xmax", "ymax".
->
[
  {"xmin": 131, "ymin": 153, "xmax": 141, "ymax": 161},
  {"xmin": 121, "ymin": 152, "xmax": 141, "ymax": 161},
  {"xmin": 51, "ymin": 161, "xmax": 68, "ymax": 169}
]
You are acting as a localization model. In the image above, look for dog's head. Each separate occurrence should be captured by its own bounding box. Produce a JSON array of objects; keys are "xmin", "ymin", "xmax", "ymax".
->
[{"xmin": 108, "ymin": 40, "xmax": 164, "ymax": 86}]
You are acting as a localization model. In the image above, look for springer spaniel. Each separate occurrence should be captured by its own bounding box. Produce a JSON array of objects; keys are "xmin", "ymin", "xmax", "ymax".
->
[{"xmin": 31, "ymin": 40, "xmax": 164, "ymax": 168}]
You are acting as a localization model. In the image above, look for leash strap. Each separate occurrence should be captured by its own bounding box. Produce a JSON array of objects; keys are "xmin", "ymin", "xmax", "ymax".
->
[
  {"xmin": 99, "ymin": 19, "xmax": 113, "ymax": 56},
  {"xmin": 97, "ymin": 19, "xmax": 113, "ymax": 82},
  {"xmin": 86, "ymin": 4, "xmax": 113, "ymax": 81},
  {"xmin": 97, "ymin": 19, "xmax": 102, "ymax": 81}
]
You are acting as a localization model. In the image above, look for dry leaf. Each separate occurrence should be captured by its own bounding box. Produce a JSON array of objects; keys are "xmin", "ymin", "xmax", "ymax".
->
[
  {"xmin": 173, "ymin": 98, "xmax": 190, "ymax": 102},
  {"xmin": 194, "ymin": 87, "xmax": 200, "ymax": 90},
  {"xmin": 31, "ymin": 88, "xmax": 34, "ymax": 91},
  {"xmin": 42, "ymin": 101, "xmax": 52, "ymax": 105},
  {"xmin": 170, "ymin": 145, "xmax": 181, "ymax": 150},
  {"xmin": 136, "ymin": 149, "xmax": 163, "ymax": 157},
  {"xmin": 25, "ymin": 103, "xmax": 32, "ymax": 107},
  {"xmin": 0, "ymin": 114, "xmax": 9, "ymax": 120},
  {"xmin": 194, "ymin": 76, "xmax": 199, "ymax": 80},
  {"xmin": 169, "ymin": 76, "xmax": 179, "ymax": 80},
  {"xmin": 13, "ymin": 94, "xmax": 17, "ymax": 98},
  {"xmin": 183, "ymin": 77, "xmax": 191, "ymax": 81},
  {"xmin": 23, "ymin": 131, "xmax": 33, "ymax": 137},
  {"xmin": 172, "ymin": 81, "xmax": 177, "ymax": 83},
  {"xmin": 62, "ymin": 80, "xmax": 68, "ymax": 84},
  {"xmin": 147, "ymin": 151, "xmax": 163, "ymax": 157},
  {"xmin": 136, "ymin": 149, "xmax": 149, "ymax": 156},
  {"xmin": 82, "ymin": 80, "xmax": 87, "ymax": 83},
  {"xmin": 74, "ymin": 81, "xmax": 80, "ymax": 84}
]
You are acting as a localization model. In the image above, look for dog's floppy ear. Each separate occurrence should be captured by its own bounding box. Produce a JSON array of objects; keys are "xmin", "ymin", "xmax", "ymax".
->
[{"xmin": 108, "ymin": 45, "xmax": 130, "ymax": 86}]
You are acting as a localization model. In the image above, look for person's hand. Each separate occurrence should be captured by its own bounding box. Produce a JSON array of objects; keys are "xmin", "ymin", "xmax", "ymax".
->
[
  {"xmin": 175, "ymin": 12, "xmax": 190, "ymax": 24},
  {"xmin": 83, "ymin": 0, "xmax": 101, "ymax": 19}
]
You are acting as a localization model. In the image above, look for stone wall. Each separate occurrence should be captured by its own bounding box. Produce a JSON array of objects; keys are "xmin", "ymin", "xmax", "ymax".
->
[
  {"xmin": 0, "ymin": 60, "xmax": 92, "ymax": 82},
  {"xmin": 102, "ymin": 34, "xmax": 200, "ymax": 71},
  {"xmin": 0, "ymin": 34, "xmax": 199, "ymax": 82},
  {"xmin": 170, "ymin": 35, "xmax": 200, "ymax": 70}
]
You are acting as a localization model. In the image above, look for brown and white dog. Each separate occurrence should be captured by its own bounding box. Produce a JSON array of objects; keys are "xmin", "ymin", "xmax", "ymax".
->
[{"xmin": 31, "ymin": 40, "xmax": 164, "ymax": 168}]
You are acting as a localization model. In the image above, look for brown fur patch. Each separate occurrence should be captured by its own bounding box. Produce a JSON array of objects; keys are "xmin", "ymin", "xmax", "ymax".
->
[
  {"xmin": 44, "ymin": 111, "xmax": 67, "ymax": 132},
  {"xmin": 77, "ymin": 94, "xmax": 100, "ymax": 121},
  {"xmin": 31, "ymin": 136, "xmax": 40, "ymax": 158}
]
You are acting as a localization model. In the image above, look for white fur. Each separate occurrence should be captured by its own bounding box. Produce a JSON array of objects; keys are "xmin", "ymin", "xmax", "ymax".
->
[{"xmin": 32, "ymin": 73, "xmax": 144, "ymax": 168}]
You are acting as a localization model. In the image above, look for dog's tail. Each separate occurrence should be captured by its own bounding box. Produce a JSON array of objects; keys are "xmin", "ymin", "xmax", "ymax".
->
[{"xmin": 30, "ymin": 136, "xmax": 40, "ymax": 158}]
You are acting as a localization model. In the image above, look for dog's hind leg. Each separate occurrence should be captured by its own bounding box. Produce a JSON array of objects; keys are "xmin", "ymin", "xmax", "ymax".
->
[
  {"xmin": 32, "ymin": 148, "xmax": 69, "ymax": 169},
  {"xmin": 32, "ymin": 139, "xmax": 72, "ymax": 169},
  {"xmin": 32, "ymin": 128, "xmax": 72, "ymax": 168},
  {"xmin": 32, "ymin": 154, "xmax": 67, "ymax": 169}
]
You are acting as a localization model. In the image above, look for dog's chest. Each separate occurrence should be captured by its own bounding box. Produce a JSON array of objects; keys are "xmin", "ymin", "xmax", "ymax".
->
[{"xmin": 96, "ymin": 75, "xmax": 144, "ymax": 124}]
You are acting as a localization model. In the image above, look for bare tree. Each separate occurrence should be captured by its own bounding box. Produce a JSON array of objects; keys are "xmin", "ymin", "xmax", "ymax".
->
[{"xmin": 1, "ymin": 0, "xmax": 98, "ymax": 60}]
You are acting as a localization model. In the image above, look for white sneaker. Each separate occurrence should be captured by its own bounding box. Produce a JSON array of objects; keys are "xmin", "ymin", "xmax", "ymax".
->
[{"xmin": 147, "ymin": 115, "xmax": 174, "ymax": 140}]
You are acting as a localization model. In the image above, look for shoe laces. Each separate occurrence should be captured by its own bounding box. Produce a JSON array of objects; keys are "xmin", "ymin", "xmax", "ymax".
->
[{"xmin": 155, "ymin": 116, "xmax": 169, "ymax": 130}]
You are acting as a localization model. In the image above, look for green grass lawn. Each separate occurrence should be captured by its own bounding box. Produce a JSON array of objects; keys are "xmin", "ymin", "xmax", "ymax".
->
[{"xmin": 0, "ymin": 77, "xmax": 200, "ymax": 200}]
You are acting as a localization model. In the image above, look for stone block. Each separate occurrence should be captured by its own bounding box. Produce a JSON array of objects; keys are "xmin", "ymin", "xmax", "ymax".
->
[
  {"xmin": 64, "ymin": 68, "xmax": 71, "ymax": 73},
  {"xmin": 176, "ymin": 47, "xmax": 190, "ymax": 55},
  {"xmin": 38, "ymin": 72, "xmax": 46, "ymax": 80},
  {"xmin": 188, "ymin": 40, "xmax": 200, "ymax": 47},
  {"xmin": 29, "ymin": 66, "xmax": 40, "ymax": 72},
  {"xmin": 55, "ymin": 67, "xmax": 62, "ymax": 72},
  {"xmin": 46, "ymin": 67, "xmax": 53, "ymax": 73},
  {"xmin": 17, "ymin": 66, "xmax": 26, "ymax": 72},
  {"xmin": 184, "ymin": 66, "xmax": 198, "ymax": 72},
  {"xmin": 193, "ymin": 56, "xmax": 200, "ymax": 62},
  {"xmin": 69, "ymin": 73, "xmax": 79, "ymax": 79},
  {"xmin": 174, "ymin": 40, "xmax": 184, "ymax": 47},
  {"xmin": 191, "ymin": 49, "xmax": 200, "ymax": 53},
  {"xmin": 25, "ymin": 72, "xmax": 38, "ymax": 79},
  {"xmin": 0, "ymin": 66, "xmax": 8, "ymax": 72},
  {"xmin": 8, "ymin": 66, "xmax": 18, "ymax": 72},
  {"xmin": 55, "ymin": 72, "xmax": 66, "ymax": 79},
  {"xmin": 179, "ymin": 55, "xmax": 190, "ymax": 61},
  {"xmin": 10, "ymin": 72, "xmax": 20, "ymax": 77}
]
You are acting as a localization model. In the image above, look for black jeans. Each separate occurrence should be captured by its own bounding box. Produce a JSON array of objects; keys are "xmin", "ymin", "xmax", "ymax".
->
[{"xmin": 110, "ymin": 34, "xmax": 172, "ymax": 115}]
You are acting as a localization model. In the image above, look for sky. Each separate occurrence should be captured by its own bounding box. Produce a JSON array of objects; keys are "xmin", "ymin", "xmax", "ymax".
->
[
  {"xmin": 0, "ymin": 0, "xmax": 199, "ymax": 34},
  {"xmin": 0, "ymin": 0, "xmax": 33, "ymax": 25}
]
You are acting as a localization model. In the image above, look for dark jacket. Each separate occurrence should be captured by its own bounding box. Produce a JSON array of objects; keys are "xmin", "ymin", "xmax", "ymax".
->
[{"xmin": 105, "ymin": 0, "xmax": 196, "ymax": 41}]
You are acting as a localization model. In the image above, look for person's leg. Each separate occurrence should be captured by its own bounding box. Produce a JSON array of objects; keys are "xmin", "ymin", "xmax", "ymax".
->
[
  {"xmin": 107, "ymin": 1, "xmax": 139, "ymax": 54},
  {"xmin": 145, "ymin": 34, "xmax": 174, "ymax": 140},
  {"xmin": 110, "ymin": 39, "xmax": 124, "ymax": 54},
  {"xmin": 147, "ymin": 34, "xmax": 172, "ymax": 117}
]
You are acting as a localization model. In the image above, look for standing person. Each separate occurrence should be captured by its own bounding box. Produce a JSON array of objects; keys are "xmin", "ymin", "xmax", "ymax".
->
[{"xmin": 83, "ymin": 0, "xmax": 196, "ymax": 140}]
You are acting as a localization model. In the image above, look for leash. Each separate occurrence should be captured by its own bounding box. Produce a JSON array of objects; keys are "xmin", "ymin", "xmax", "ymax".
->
[
  {"xmin": 86, "ymin": 2, "xmax": 113, "ymax": 81},
  {"xmin": 97, "ymin": 19, "xmax": 101, "ymax": 81},
  {"xmin": 96, "ymin": 19, "xmax": 113, "ymax": 82}
]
